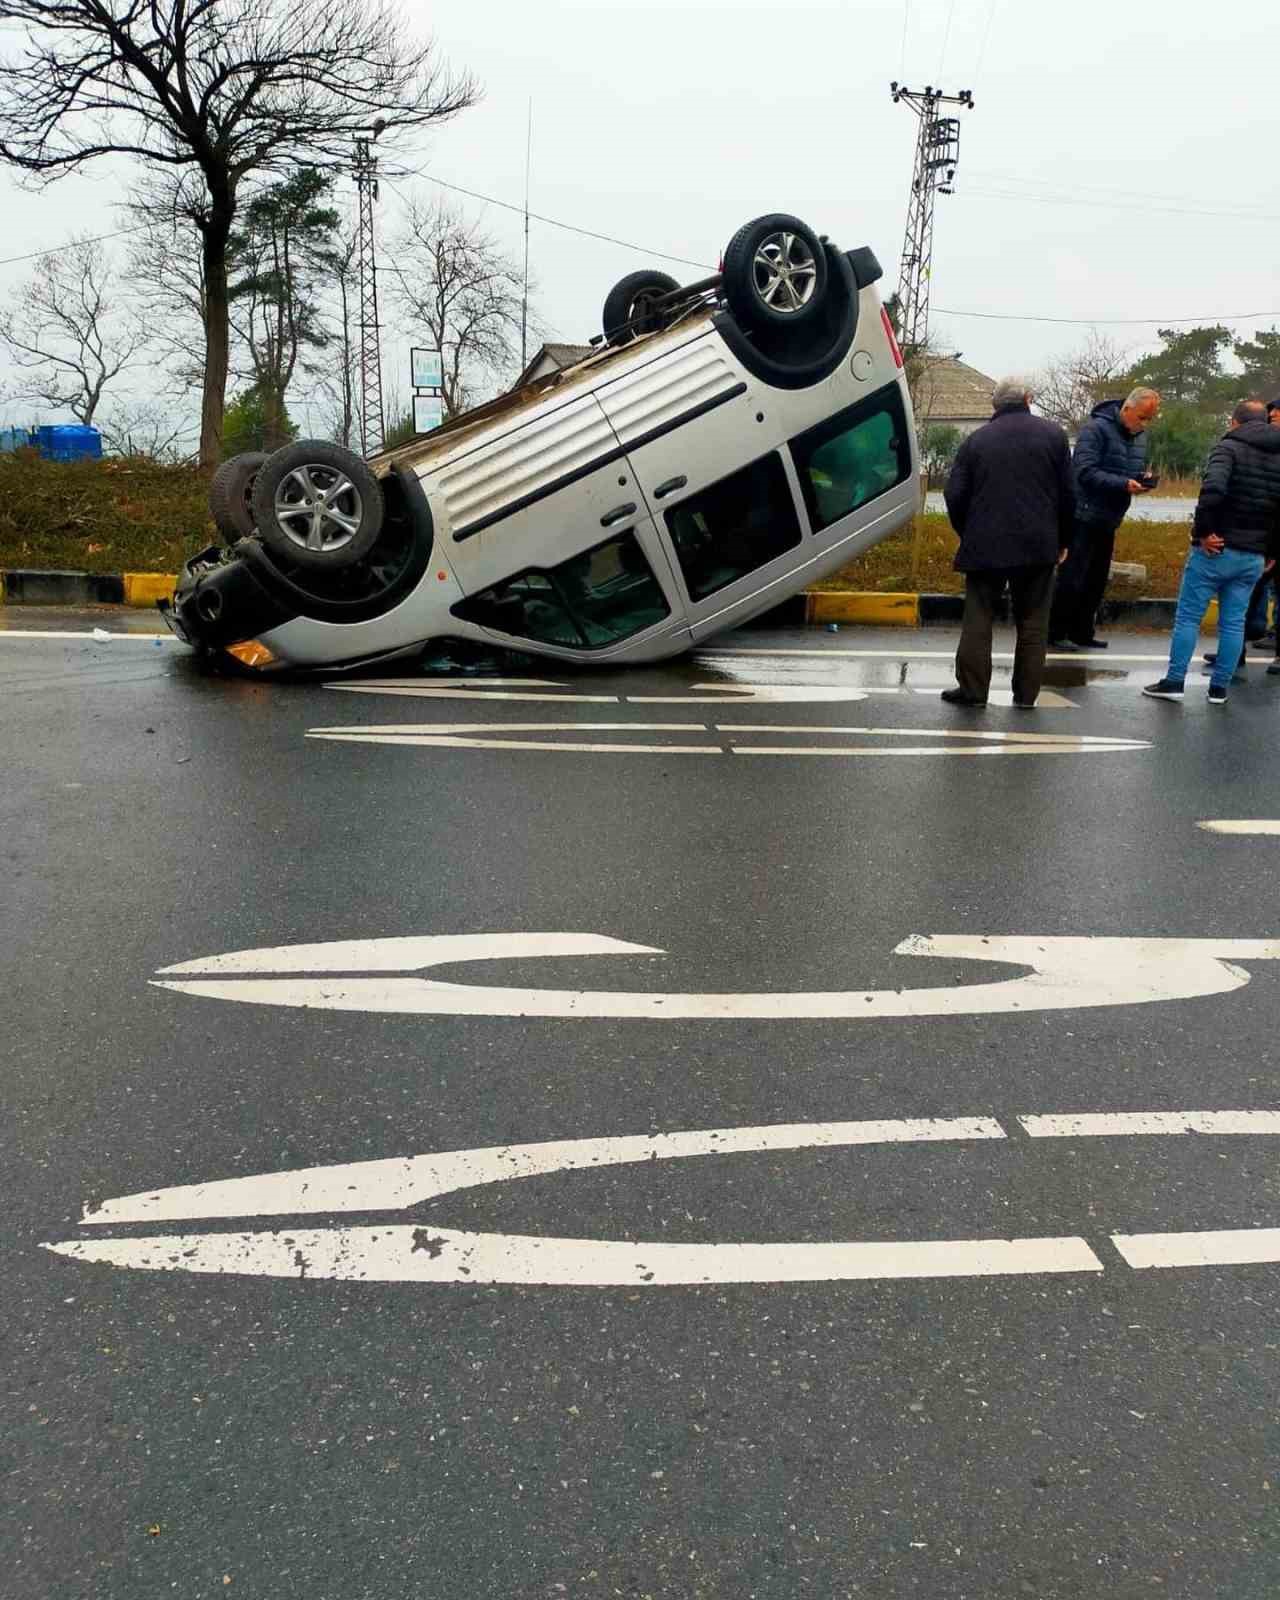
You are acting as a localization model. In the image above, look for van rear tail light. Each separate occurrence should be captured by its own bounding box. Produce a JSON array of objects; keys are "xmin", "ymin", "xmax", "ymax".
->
[{"xmin": 881, "ymin": 306, "xmax": 904, "ymax": 369}]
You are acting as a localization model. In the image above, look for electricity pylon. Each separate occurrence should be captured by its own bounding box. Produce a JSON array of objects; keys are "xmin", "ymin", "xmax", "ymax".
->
[
  {"xmin": 889, "ymin": 82, "xmax": 974, "ymax": 358},
  {"xmin": 354, "ymin": 128, "xmax": 386, "ymax": 458}
]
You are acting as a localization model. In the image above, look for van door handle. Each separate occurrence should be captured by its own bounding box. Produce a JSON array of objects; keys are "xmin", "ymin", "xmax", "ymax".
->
[
  {"xmin": 600, "ymin": 502, "xmax": 636, "ymax": 527},
  {"xmin": 654, "ymin": 475, "xmax": 687, "ymax": 500}
]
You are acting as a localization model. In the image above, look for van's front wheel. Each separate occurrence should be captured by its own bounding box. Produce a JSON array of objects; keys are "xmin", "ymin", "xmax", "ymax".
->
[{"xmin": 250, "ymin": 441, "xmax": 384, "ymax": 572}]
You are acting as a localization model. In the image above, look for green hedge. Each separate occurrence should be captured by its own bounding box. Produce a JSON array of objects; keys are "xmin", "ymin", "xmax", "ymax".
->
[{"xmin": 0, "ymin": 451, "xmax": 214, "ymax": 574}]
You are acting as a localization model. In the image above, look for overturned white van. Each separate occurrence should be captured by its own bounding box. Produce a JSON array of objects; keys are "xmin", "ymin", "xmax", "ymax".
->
[{"xmin": 163, "ymin": 213, "xmax": 920, "ymax": 670}]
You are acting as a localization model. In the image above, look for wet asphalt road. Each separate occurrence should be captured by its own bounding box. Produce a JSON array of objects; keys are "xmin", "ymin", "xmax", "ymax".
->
[{"xmin": 4, "ymin": 616, "xmax": 1280, "ymax": 1599}]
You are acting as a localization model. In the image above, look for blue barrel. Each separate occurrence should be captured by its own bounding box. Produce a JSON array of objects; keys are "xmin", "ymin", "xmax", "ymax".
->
[{"xmin": 33, "ymin": 424, "xmax": 102, "ymax": 462}]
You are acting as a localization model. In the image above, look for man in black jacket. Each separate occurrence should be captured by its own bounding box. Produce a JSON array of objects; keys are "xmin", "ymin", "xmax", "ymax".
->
[
  {"xmin": 1049, "ymin": 387, "xmax": 1160, "ymax": 649},
  {"xmin": 942, "ymin": 376, "xmax": 1074, "ymax": 708},
  {"xmin": 1144, "ymin": 399, "xmax": 1280, "ymax": 704}
]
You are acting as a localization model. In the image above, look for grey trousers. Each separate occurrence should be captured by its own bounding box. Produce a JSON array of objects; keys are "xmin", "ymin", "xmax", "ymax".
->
[{"xmin": 955, "ymin": 564, "xmax": 1057, "ymax": 705}]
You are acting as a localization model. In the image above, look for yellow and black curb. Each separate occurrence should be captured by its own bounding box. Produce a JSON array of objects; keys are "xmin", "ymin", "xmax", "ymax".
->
[
  {"xmin": 804, "ymin": 591, "xmax": 1189, "ymax": 630},
  {"xmin": 0, "ymin": 570, "xmax": 177, "ymax": 606},
  {"xmin": 0, "ymin": 570, "xmax": 1187, "ymax": 630}
]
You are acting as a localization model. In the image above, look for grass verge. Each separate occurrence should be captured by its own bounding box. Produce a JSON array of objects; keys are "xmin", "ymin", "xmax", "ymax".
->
[
  {"xmin": 0, "ymin": 454, "xmax": 1195, "ymax": 600},
  {"xmin": 0, "ymin": 452, "xmax": 213, "ymax": 575},
  {"xmin": 813, "ymin": 513, "xmax": 1193, "ymax": 598}
]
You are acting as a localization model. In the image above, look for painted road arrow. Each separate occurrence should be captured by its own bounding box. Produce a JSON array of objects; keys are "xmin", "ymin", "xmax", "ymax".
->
[{"xmin": 149, "ymin": 931, "xmax": 1280, "ymax": 1021}]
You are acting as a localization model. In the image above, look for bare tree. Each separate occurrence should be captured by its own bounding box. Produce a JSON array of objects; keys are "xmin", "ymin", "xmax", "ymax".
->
[
  {"xmin": 121, "ymin": 171, "xmax": 212, "ymax": 399},
  {"xmin": 1035, "ymin": 330, "xmax": 1132, "ymax": 434},
  {"xmin": 0, "ymin": 0, "xmax": 478, "ymax": 465},
  {"xmin": 98, "ymin": 399, "xmax": 196, "ymax": 462},
  {"xmin": 0, "ymin": 237, "xmax": 142, "ymax": 422},
  {"xmin": 388, "ymin": 193, "xmax": 530, "ymax": 417}
]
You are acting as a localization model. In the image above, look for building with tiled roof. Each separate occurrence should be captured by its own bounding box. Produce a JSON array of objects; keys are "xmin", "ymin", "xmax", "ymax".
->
[
  {"xmin": 512, "ymin": 342, "xmax": 595, "ymax": 390},
  {"xmin": 913, "ymin": 355, "xmax": 996, "ymax": 436}
]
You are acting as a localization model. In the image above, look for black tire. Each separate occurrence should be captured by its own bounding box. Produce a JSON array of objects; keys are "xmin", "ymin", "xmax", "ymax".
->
[
  {"xmin": 722, "ymin": 213, "xmax": 829, "ymax": 333},
  {"xmin": 602, "ymin": 270, "xmax": 681, "ymax": 340},
  {"xmin": 208, "ymin": 451, "xmax": 267, "ymax": 541},
  {"xmin": 250, "ymin": 440, "xmax": 384, "ymax": 572}
]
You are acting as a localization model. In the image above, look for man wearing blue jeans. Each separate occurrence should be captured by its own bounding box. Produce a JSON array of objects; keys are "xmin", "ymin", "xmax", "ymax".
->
[{"xmin": 1144, "ymin": 399, "xmax": 1280, "ymax": 705}]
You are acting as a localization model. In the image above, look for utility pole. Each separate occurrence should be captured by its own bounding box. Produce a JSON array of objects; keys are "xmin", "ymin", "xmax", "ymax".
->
[
  {"xmin": 521, "ymin": 99, "xmax": 533, "ymax": 372},
  {"xmin": 889, "ymin": 82, "xmax": 974, "ymax": 359},
  {"xmin": 354, "ymin": 123, "xmax": 387, "ymax": 458}
]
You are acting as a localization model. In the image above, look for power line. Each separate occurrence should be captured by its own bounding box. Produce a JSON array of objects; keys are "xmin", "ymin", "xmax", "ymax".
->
[
  {"xmin": 399, "ymin": 167, "xmax": 713, "ymax": 271},
  {"xmin": 0, "ymin": 224, "xmax": 145, "ymax": 268},
  {"xmin": 971, "ymin": 0, "xmax": 999, "ymax": 88},
  {"xmin": 969, "ymin": 167, "xmax": 1250, "ymax": 204},
  {"xmin": 2, "ymin": 163, "xmax": 1273, "ymax": 342},
  {"xmin": 935, "ymin": 305, "xmax": 1278, "ymax": 326},
  {"xmin": 964, "ymin": 185, "xmax": 1280, "ymax": 224},
  {"xmin": 936, "ymin": 0, "xmax": 959, "ymax": 79}
]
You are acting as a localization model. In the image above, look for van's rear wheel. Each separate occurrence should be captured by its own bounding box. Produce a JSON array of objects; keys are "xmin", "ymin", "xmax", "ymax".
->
[
  {"xmin": 602, "ymin": 270, "xmax": 680, "ymax": 340},
  {"xmin": 722, "ymin": 214, "xmax": 829, "ymax": 332},
  {"xmin": 250, "ymin": 440, "xmax": 384, "ymax": 572},
  {"xmin": 208, "ymin": 451, "xmax": 267, "ymax": 541}
]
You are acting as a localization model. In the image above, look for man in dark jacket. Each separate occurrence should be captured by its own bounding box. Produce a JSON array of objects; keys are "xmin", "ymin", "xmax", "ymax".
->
[
  {"xmin": 1241, "ymin": 394, "xmax": 1280, "ymax": 664},
  {"xmin": 1144, "ymin": 399, "xmax": 1280, "ymax": 704},
  {"xmin": 1049, "ymin": 387, "xmax": 1160, "ymax": 649},
  {"xmin": 942, "ymin": 376, "xmax": 1074, "ymax": 708}
]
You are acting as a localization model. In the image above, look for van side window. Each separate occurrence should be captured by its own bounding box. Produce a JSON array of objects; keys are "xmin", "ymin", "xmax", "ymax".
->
[
  {"xmin": 452, "ymin": 531, "xmax": 670, "ymax": 648},
  {"xmin": 663, "ymin": 453, "xmax": 802, "ymax": 602},
  {"xmin": 789, "ymin": 386, "xmax": 912, "ymax": 533}
]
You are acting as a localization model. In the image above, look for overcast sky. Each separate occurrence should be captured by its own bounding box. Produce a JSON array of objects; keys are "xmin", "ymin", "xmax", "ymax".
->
[{"xmin": 2, "ymin": 0, "xmax": 1278, "ymax": 428}]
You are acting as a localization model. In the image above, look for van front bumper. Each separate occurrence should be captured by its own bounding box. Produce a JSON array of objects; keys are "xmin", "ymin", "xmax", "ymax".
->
[{"xmin": 161, "ymin": 545, "xmax": 297, "ymax": 652}]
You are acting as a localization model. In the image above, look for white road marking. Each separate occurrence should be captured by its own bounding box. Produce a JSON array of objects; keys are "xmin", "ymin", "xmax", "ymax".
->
[
  {"xmin": 309, "ymin": 722, "xmax": 720, "ymax": 755},
  {"xmin": 1111, "ymin": 1229, "xmax": 1280, "ymax": 1270},
  {"xmin": 150, "ymin": 930, "xmax": 1280, "ymax": 1021},
  {"xmin": 1022, "ymin": 1110, "xmax": 1280, "ymax": 1138},
  {"xmin": 44, "ymin": 1227, "xmax": 1103, "ymax": 1285},
  {"xmin": 701, "ymin": 647, "xmax": 1172, "ymax": 663},
  {"xmin": 914, "ymin": 688, "xmax": 1079, "ymax": 708},
  {"xmin": 328, "ymin": 680, "xmax": 621, "ymax": 703},
  {"xmin": 0, "ymin": 629, "xmax": 174, "ymax": 642},
  {"xmin": 77, "ymin": 1118, "xmax": 1008, "ymax": 1226},
  {"xmin": 45, "ymin": 1115, "xmax": 1100, "ymax": 1286},
  {"xmin": 1197, "ymin": 820, "xmax": 1280, "ymax": 836},
  {"xmin": 325, "ymin": 677, "xmax": 1081, "ymax": 709},
  {"xmin": 44, "ymin": 1111, "xmax": 1280, "ymax": 1285},
  {"xmin": 305, "ymin": 721, "xmax": 1146, "ymax": 758}
]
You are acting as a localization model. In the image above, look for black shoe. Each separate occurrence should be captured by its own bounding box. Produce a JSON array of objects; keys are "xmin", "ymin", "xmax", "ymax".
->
[
  {"xmin": 1012, "ymin": 700, "xmax": 1037, "ymax": 709},
  {"xmin": 1203, "ymin": 652, "xmax": 1247, "ymax": 681},
  {"xmin": 1142, "ymin": 679, "xmax": 1185, "ymax": 700},
  {"xmin": 941, "ymin": 688, "xmax": 987, "ymax": 706},
  {"xmin": 1208, "ymin": 685, "xmax": 1228, "ymax": 705},
  {"xmin": 1075, "ymin": 637, "xmax": 1108, "ymax": 649}
]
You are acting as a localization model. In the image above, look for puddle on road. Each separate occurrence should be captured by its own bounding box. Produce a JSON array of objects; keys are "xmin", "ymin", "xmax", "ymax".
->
[{"xmin": 697, "ymin": 652, "xmax": 1144, "ymax": 691}]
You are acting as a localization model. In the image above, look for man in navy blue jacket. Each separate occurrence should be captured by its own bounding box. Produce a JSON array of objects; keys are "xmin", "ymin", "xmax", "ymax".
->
[{"xmin": 1049, "ymin": 387, "xmax": 1160, "ymax": 649}]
